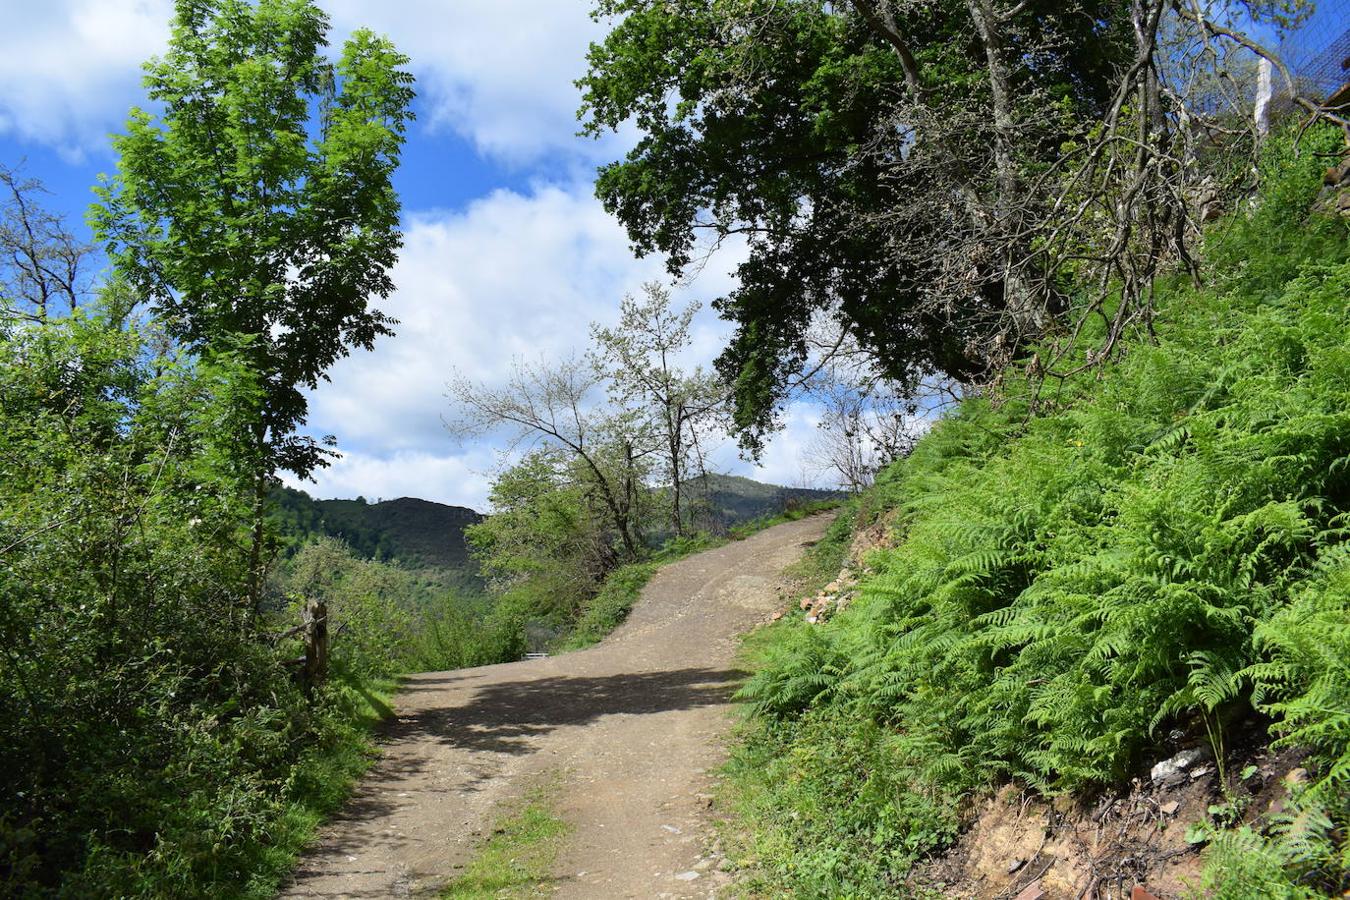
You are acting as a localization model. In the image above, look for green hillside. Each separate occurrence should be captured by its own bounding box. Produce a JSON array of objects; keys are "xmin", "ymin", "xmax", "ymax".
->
[
  {"xmin": 272, "ymin": 487, "xmax": 483, "ymax": 570},
  {"xmin": 688, "ymin": 474, "xmax": 843, "ymax": 531},
  {"xmin": 725, "ymin": 130, "xmax": 1350, "ymax": 897}
]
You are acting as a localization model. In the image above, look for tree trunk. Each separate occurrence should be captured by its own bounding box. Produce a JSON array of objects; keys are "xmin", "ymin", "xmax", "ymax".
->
[
  {"xmin": 967, "ymin": 0, "xmax": 1041, "ymax": 335},
  {"xmin": 669, "ymin": 421, "xmax": 685, "ymax": 538},
  {"xmin": 245, "ymin": 421, "xmax": 267, "ymax": 618},
  {"xmin": 302, "ymin": 598, "xmax": 328, "ymax": 697}
]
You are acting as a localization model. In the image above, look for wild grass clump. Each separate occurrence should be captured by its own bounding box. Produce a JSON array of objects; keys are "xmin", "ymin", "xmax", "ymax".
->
[
  {"xmin": 440, "ymin": 779, "xmax": 570, "ymax": 899},
  {"xmin": 730, "ymin": 126, "xmax": 1350, "ymax": 893},
  {"xmin": 561, "ymin": 560, "xmax": 664, "ymax": 650}
]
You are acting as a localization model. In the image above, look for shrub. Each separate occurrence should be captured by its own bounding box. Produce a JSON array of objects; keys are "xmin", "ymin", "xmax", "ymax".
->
[{"xmin": 0, "ymin": 312, "xmax": 323, "ymax": 894}]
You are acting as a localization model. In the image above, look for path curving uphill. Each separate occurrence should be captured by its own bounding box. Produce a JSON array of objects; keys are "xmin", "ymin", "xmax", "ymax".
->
[{"xmin": 281, "ymin": 513, "xmax": 831, "ymax": 899}]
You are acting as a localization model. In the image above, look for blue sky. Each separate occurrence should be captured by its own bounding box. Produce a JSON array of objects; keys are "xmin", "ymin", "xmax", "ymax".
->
[{"xmin": 0, "ymin": 0, "xmax": 827, "ymax": 510}]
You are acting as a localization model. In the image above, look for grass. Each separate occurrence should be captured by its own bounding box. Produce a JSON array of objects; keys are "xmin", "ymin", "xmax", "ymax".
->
[
  {"xmin": 441, "ymin": 780, "xmax": 571, "ymax": 899},
  {"xmin": 243, "ymin": 674, "xmax": 400, "ymax": 897},
  {"xmin": 782, "ymin": 500, "xmax": 857, "ymax": 592}
]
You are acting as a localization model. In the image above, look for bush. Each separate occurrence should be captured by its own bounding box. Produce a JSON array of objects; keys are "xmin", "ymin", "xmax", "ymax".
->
[{"xmin": 0, "ymin": 312, "xmax": 327, "ymax": 894}]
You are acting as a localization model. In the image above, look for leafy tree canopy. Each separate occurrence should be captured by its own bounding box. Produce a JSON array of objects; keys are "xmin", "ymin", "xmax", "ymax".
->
[
  {"xmin": 580, "ymin": 0, "xmax": 1316, "ymax": 453},
  {"xmin": 580, "ymin": 0, "xmax": 1139, "ymax": 451},
  {"xmin": 92, "ymin": 0, "xmax": 415, "ymax": 479}
]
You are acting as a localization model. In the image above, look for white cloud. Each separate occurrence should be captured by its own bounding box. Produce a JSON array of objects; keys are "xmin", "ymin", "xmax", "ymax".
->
[
  {"xmin": 301, "ymin": 180, "xmax": 756, "ymax": 506},
  {"xmin": 284, "ymin": 448, "xmax": 496, "ymax": 509},
  {"xmin": 308, "ymin": 181, "xmax": 665, "ymax": 453},
  {"xmin": 2, "ymin": 1, "xmax": 624, "ymax": 165},
  {"xmin": 0, "ymin": 0, "xmax": 172, "ymax": 156},
  {"xmin": 325, "ymin": 0, "xmax": 622, "ymax": 164}
]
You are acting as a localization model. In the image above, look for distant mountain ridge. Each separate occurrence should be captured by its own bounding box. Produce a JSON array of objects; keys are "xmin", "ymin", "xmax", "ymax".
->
[
  {"xmin": 273, "ymin": 474, "xmax": 841, "ymax": 571},
  {"xmin": 272, "ymin": 487, "xmax": 483, "ymax": 570},
  {"xmin": 688, "ymin": 474, "xmax": 843, "ymax": 529}
]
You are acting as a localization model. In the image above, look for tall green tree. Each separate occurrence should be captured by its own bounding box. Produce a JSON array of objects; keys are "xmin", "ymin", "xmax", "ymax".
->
[
  {"xmin": 579, "ymin": 0, "xmax": 1321, "ymax": 453},
  {"xmin": 91, "ymin": 0, "xmax": 415, "ymax": 603}
]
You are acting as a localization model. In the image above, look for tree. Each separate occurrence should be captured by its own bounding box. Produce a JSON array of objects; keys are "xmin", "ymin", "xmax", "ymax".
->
[
  {"xmin": 579, "ymin": 0, "xmax": 1129, "ymax": 451},
  {"xmin": 447, "ymin": 357, "xmax": 656, "ymax": 559},
  {"xmin": 803, "ymin": 370, "xmax": 917, "ymax": 493},
  {"xmin": 0, "ymin": 165, "xmax": 92, "ymax": 323},
  {"xmin": 591, "ymin": 283, "xmax": 727, "ymax": 535},
  {"xmin": 91, "ymin": 0, "xmax": 415, "ymax": 605},
  {"xmin": 465, "ymin": 448, "xmax": 618, "ymax": 613},
  {"xmin": 579, "ymin": 0, "xmax": 1334, "ymax": 452}
]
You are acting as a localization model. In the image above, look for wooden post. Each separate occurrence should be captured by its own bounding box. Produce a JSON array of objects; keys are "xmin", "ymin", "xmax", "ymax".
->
[{"xmin": 302, "ymin": 598, "xmax": 329, "ymax": 695}]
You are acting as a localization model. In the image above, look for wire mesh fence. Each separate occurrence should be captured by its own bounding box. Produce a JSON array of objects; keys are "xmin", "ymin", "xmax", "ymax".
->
[{"xmin": 1277, "ymin": 0, "xmax": 1350, "ymax": 103}]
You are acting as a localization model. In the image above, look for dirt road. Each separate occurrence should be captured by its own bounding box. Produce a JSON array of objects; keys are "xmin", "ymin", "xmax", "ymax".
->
[{"xmin": 281, "ymin": 513, "xmax": 831, "ymax": 899}]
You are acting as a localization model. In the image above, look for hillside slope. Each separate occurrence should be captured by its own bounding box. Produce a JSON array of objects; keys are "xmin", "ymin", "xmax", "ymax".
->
[
  {"xmin": 689, "ymin": 473, "xmax": 842, "ymax": 529},
  {"xmin": 273, "ymin": 487, "xmax": 483, "ymax": 569},
  {"xmin": 724, "ymin": 131, "xmax": 1350, "ymax": 897}
]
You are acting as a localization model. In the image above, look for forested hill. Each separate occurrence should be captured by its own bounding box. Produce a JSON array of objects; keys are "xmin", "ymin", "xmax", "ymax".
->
[
  {"xmin": 690, "ymin": 474, "xmax": 842, "ymax": 528},
  {"xmin": 272, "ymin": 476, "xmax": 839, "ymax": 569},
  {"xmin": 272, "ymin": 487, "xmax": 484, "ymax": 569}
]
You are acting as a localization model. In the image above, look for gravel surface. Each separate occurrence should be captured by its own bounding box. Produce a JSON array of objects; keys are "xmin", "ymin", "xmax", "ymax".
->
[{"xmin": 280, "ymin": 513, "xmax": 831, "ymax": 899}]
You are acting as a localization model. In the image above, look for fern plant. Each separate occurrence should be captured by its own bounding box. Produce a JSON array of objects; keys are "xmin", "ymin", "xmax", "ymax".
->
[{"xmin": 731, "ymin": 125, "xmax": 1350, "ymax": 894}]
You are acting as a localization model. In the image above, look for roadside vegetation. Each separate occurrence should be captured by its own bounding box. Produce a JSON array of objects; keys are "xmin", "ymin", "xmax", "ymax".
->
[
  {"xmin": 722, "ymin": 131, "xmax": 1350, "ymax": 897},
  {"xmin": 6, "ymin": 0, "xmax": 1347, "ymax": 894},
  {"xmin": 0, "ymin": 1, "xmax": 422, "ymax": 893}
]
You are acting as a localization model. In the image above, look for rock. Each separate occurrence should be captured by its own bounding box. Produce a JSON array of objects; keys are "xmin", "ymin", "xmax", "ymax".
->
[
  {"xmin": 799, "ymin": 597, "xmax": 813, "ymax": 611},
  {"xmin": 693, "ymin": 858, "xmax": 713, "ymax": 871},
  {"xmin": 1131, "ymin": 887, "xmax": 1162, "ymax": 900},
  {"xmin": 1285, "ymin": 767, "xmax": 1309, "ymax": 788},
  {"xmin": 1324, "ymin": 158, "xmax": 1350, "ymax": 186},
  {"xmin": 674, "ymin": 870, "xmax": 701, "ymax": 881},
  {"xmin": 1160, "ymin": 800, "xmax": 1180, "ymax": 816},
  {"xmin": 1013, "ymin": 880, "xmax": 1044, "ymax": 900},
  {"xmin": 769, "ymin": 610, "xmax": 785, "ymax": 622},
  {"xmin": 1151, "ymin": 748, "xmax": 1207, "ymax": 786},
  {"xmin": 1007, "ymin": 857, "xmax": 1026, "ymax": 874},
  {"xmin": 718, "ymin": 856, "xmax": 735, "ymax": 872},
  {"xmin": 823, "ymin": 581, "xmax": 840, "ymax": 594},
  {"xmin": 1189, "ymin": 764, "xmax": 1214, "ymax": 781}
]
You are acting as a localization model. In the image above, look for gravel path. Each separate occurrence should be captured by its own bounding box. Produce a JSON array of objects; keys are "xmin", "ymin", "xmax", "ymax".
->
[{"xmin": 280, "ymin": 513, "xmax": 831, "ymax": 899}]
